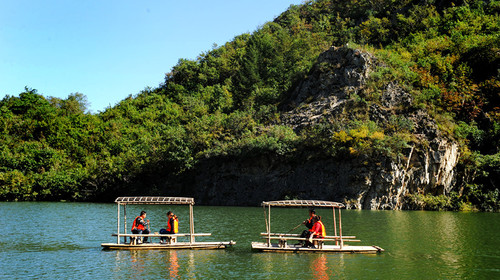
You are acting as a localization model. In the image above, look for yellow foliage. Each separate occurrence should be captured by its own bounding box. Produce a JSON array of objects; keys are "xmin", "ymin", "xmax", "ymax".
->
[
  {"xmin": 371, "ymin": 131, "xmax": 385, "ymax": 140},
  {"xmin": 350, "ymin": 126, "xmax": 369, "ymax": 139},
  {"xmin": 399, "ymin": 50, "xmax": 412, "ymax": 62},
  {"xmin": 333, "ymin": 130, "xmax": 352, "ymax": 142}
]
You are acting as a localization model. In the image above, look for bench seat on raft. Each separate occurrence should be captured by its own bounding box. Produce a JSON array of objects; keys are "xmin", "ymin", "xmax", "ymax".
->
[
  {"xmin": 259, "ymin": 233, "xmax": 360, "ymax": 249},
  {"xmin": 112, "ymin": 233, "xmax": 211, "ymax": 245}
]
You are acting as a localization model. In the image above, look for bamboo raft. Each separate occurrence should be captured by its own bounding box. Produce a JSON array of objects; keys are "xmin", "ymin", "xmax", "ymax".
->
[
  {"xmin": 101, "ymin": 196, "xmax": 235, "ymax": 250},
  {"xmin": 251, "ymin": 200, "xmax": 384, "ymax": 253}
]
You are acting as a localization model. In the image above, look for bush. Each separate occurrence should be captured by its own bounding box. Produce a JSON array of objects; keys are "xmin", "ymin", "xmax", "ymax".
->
[{"xmin": 404, "ymin": 193, "xmax": 455, "ymax": 211}]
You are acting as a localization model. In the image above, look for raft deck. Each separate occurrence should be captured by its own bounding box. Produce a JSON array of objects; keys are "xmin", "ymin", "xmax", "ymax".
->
[
  {"xmin": 101, "ymin": 196, "xmax": 235, "ymax": 250},
  {"xmin": 102, "ymin": 241, "xmax": 235, "ymax": 250},
  {"xmin": 251, "ymin": 242, "xmax": 383, "ymax": 253},
  {"xmin": 254, "ymin": 200, "xmax": 384, "ymax": 253}
]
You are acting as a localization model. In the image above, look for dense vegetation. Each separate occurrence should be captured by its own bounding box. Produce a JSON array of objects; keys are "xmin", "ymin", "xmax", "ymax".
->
[{"xmin": 1, "ymin": 0, "xmax": 498, "ymax": 211}]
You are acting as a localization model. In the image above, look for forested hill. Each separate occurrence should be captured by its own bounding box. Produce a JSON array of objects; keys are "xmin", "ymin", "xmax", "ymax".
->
[{"xmin": 1, "ymin": 0, "xmax": 499, "ymax": 211}]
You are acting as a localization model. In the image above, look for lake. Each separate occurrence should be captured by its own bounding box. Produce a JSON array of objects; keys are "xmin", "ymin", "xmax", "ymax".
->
[{"xmin": 0, "ymin": 202, "xmax": 498, "ymax": 279}]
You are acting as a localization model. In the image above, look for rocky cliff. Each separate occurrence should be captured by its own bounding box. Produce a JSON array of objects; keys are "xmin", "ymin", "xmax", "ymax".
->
[
  {"xmin": 278, "ymin": 46, "xmax": 460, "ymax": 209},
  {"xmin": 164, "ymin": 46, "xmax": 460, "ymax": 209}
]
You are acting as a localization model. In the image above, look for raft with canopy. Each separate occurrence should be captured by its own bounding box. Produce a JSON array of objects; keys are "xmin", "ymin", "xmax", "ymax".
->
[
  {"xmin": 101, "ymin": 196, "xmax": 235, "ymax": 250},
  {"xmin": 251, "ymin": 200, "xmax": 384, "ymax": 253}
]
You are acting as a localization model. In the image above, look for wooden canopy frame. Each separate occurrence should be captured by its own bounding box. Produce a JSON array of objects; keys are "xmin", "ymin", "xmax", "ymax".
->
[
  {"xmin": 262, "ymin": 200, "xmax": 344, "ymax": 207},
  {"xmin": 115, "ymin": 196, "xmax": 196, "ymax": 244},
  {"xmin": 102, "ymin": 196, "xmax": 235, "ymax": 250},
  {"xmin": 115, "ymin": 196, "xmax": 194, "ymax": 205},
  {"xmin": 261, "ymin": 199, "xmax": 346, "ymax": 248}
]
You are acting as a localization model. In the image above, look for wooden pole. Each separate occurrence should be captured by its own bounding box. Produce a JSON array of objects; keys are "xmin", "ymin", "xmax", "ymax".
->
[
  {"xmin": 189, "ymin": 204, "xmax": 194, "ymax": 244},
  {"xmin": 117, "ymin": 203, "xmax": 120, "ymax": 244},
  {"xmin": 123, "ymin": 204, "xmax": 127, "ymax": 243},
  {"xmin": 267, "ymin": 205, "xmax": 271, "ymax": 247},
  {"xmin": 338, "ymin": 207, "xmax": 343, "ymax": 249},
  {"xmin": 333, "ymin": 206, "xmax": 338, "ymax": 246}
]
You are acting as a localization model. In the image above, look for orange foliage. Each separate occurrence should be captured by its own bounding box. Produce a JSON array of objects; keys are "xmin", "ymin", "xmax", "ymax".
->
[
  {"xmin": 442, "ymin": 76, "xmax": 483, "ymax": 120},
  {"xmin": 413, "ymin": 66, "xmax": 485, "ymax": 121}
]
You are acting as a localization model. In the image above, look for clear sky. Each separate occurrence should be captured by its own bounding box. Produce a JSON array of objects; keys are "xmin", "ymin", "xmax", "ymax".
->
[{"xmin": 1, "ymin": 0, "xmax": 304, "ymax": 113}]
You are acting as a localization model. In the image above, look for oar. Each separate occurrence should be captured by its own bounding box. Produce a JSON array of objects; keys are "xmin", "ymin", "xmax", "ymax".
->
[
  {"xmin": 286, "ymin": 222, "xmax": 304, "ymax": 234},
  {"xmin": 278, "ymin": 222, "xmax": 304, "ymax": 240}
]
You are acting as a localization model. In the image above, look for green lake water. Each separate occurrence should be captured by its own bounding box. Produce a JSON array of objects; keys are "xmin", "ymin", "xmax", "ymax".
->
[{"xmin": 0, "ymin": 202, "xmax": 498, "ymax": 279}]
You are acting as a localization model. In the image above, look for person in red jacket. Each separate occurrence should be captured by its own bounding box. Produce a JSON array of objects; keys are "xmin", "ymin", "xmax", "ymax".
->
[
  {"xmin": 310, "ymin": 216, "xmax": 326, "ymax": 238},
  {"xmin": 131, "ymin": 210, "xmax": 150, "ymax": 243}
]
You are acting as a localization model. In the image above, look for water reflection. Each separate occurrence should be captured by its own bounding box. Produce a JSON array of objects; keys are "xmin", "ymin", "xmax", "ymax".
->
[
  {"xmin": 130, "ymin": 251, "xmax": 146, "ymax": 279},
  {"xmin": 249, "ymin": 251, "xmax": 353, "ymax": 279},
  {"xmin": 435, "ymin": 213, "xmax": 463, "ymax": 276},
  {"xmin": 168, "ymin": 251, "xmax": 179, "ymax": 279},
  {"xmin": 311, "ymin": 254, "xmax": 329, "ymax": 280},
  {"xmin": 188, "ymin": 250, "xmax": 198, "ymax": 278},
  {"xmin": 376, "ymin": 211, "xmax": 480, "ymax": 279}
]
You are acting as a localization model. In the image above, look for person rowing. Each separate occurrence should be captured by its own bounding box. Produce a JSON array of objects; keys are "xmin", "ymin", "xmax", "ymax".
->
[{"xmin": 297, "ymin": 208, "xmax": 317, "ymax": 246}]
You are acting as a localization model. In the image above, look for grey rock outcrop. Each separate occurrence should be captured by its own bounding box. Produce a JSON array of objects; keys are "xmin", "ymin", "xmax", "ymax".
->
[
  {"xmin": 279, "ymin": 46, "xmax": 460, "ymax": 209},
  {"xmin": 281, "ymin": 47, "xmax": 378, "ymax": 130}
]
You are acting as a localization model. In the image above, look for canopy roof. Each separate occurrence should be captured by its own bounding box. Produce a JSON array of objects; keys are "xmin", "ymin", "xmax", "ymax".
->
[
  {"xmin": 115, "ymin": 196, "xmax": 195, "ymax": 205},
  {"xmin": 262, "ymin": 200, "xmax": 344, "ymax": 208}
]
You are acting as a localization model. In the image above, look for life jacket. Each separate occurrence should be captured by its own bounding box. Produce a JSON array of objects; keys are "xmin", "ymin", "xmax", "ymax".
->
[
  {"xmin": 309, "ymin": 220, "xmax": 326, "ymax": 237},
  {"xmin": 132, "ymin": 216, "xmax": 145, "ymax": 231},
  {"xmin": 167, "ymin": 217, "xmax": 179, "ymax": 233},
  {"xmin": 316, "ymin": 220, "xmax": 326, "ymax": 237}
]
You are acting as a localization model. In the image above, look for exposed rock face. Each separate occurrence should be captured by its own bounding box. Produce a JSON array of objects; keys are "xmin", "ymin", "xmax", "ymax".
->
[
  {"xmin": 281, "ymin": 47, "xmax": 378, "ymax": 130},
  {"xmin": 286, "ymin": 47, "xmax": 375, "ymax": 106},
  {"xmin": 280, "ymin": 46, "xmax": 459, "ymax": 209},
  {"xmin": 164, "ymin": 46, "xmax": 460, "ymax": 209},
  {"xmin": 350, "ymin": 138, "xmax": 460, "ymax": 210}
]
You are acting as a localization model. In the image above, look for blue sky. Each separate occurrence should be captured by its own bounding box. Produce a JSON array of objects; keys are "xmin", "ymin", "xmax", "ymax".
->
[{"xmin": 1, "ymin": 0, "xmax": 304, "ymax": 113}]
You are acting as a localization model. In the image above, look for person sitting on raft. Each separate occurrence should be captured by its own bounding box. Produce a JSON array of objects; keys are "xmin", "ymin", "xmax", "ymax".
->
[
  {"xmin": 160, "ymin": 211, "xmax": 178, "ymax": 243},
  {"xmin": 297, "ymin": 208, "xmax": 317, "ymax": 246},
  {"xmin": 305, "ymin": 215, "xmax": 326, "ymax": 248},
  {"xmin": 131, "ymin": 210, "xmax": 150, "ymax": 244}
]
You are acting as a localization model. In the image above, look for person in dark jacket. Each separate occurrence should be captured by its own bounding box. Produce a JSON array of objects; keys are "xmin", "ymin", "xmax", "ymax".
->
[{"xmin": 297, "ymin": 208, "xmax": 316, "ymax": 246}]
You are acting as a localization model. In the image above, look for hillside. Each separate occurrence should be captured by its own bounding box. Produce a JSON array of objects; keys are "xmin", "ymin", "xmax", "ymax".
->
[{"xmin": 1, "ymin": 0, "xmax": 499, "ymax": 211}]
